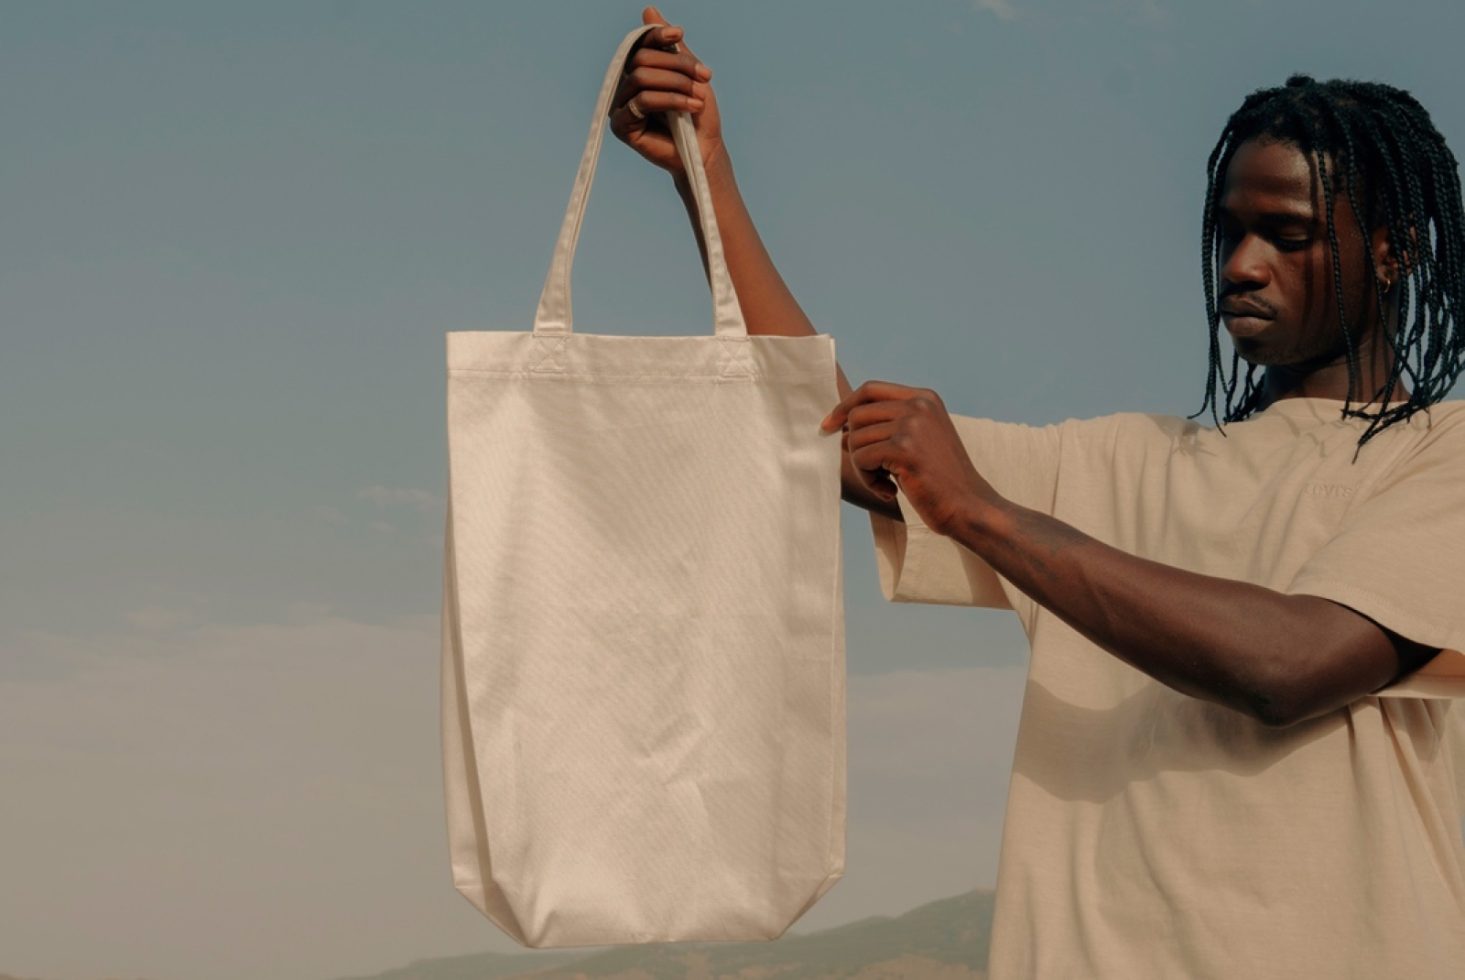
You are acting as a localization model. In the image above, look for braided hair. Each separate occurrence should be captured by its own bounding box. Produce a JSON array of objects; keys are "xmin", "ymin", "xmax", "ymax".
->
[{"xmin": 1191, "ymin": 74, "xmax": 1465, "ymax": 460}]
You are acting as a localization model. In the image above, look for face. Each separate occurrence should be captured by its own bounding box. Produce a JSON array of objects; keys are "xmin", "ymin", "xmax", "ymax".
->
[{"xmin": 1213, "ymin": 137, "xmax": 1395, "ymax": 379}]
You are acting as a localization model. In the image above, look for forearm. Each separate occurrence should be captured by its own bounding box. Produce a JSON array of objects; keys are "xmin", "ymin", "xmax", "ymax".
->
[
  {"xmin": 674, "ymin": 149, "xmax": 817, "ymax": 341},
  {"xmin": 674, "ymin": 149, "xmax": 899, "ymax": 521},
  {"xmin": 957, "ymin": 498, "xmax": 1313, "ymax": 725}
]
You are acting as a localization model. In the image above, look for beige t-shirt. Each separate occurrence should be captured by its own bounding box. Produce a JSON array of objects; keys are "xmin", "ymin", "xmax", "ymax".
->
[{"xmin": 868, "ymin": 396, "xmax": 1465, "ymax": 978}]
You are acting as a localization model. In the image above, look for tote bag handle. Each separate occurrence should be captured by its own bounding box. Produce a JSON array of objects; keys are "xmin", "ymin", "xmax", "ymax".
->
[{"xmin": 532, "ymin": 23, "xmax": 748, "ymax": 339}]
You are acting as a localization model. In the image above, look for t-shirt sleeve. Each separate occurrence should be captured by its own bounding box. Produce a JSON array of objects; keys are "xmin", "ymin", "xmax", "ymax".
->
[
  {"xmin": 1283, "ymin": 409, "xmax": 1465, "ymax": 699},
  {"xmin": 866, "ymin": 412, "xmax": 1065, "ymax": 618}
]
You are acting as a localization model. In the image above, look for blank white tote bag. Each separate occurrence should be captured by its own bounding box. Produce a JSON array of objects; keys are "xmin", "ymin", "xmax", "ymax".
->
[{"xmin": 439, "ymin": 22, "xmax": 847, "ymax": 948}]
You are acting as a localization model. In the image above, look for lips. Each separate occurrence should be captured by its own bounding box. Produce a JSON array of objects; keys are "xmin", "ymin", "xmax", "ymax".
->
[
  {"xmin": 1219, "ymin": 297, "xmax": 1275, "ymax": 339},
  {"xmin": 1219, "ymin": 299, "xmax": 1274, "ymax": 319}
]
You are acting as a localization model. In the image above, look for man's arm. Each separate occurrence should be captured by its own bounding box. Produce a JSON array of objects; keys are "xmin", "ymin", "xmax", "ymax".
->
[
  {"xmin": 672, "ymin": 148, "xmax": 901, "ymax": 522},
  {"xmin": 953, "ymin": 497, "xmax": 1442, "ymax": 727}
]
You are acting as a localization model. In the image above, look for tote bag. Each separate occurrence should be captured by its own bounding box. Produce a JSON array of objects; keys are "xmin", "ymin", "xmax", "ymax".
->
[{"xmin": 439, "ymin": 22, "xmax": 847, "ymax": 949}]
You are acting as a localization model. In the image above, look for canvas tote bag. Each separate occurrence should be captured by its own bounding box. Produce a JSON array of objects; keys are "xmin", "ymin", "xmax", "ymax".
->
[{"xmin": 439, "ymin": 22, "xmax": 847, "ymax": 949}]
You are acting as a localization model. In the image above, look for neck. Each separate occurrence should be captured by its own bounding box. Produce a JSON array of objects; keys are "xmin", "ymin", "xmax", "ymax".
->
[{"xmin": 1257, "ymin": 304, "xmax": 1411, "ymax": 410}]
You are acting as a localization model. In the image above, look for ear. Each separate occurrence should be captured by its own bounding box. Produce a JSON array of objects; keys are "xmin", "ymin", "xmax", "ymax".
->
[{"xmin": 1372, "ymin": 219, "xmax": 1417, "ymax": 290}]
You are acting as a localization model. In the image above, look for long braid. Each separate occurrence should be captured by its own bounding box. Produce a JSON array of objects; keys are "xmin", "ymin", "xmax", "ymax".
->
[
  {"xmin": 1371, "ymin": 87, "xmax": 1464, "ymax": 402},
  {"xmin": 1188, "ymin": 75, "xmax": 1465, "ymax": 463},
  {"xmin": 1310, "ymin": 107, "xmax": 1363, "ymax": 422},
  {"xmin": 1348, "ymin": 105, "xmax": 1427, "ymax": 404}
]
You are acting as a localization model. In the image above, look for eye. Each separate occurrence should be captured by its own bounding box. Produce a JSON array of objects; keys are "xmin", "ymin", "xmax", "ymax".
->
[{"xmin": 1273, "ymin": 235, "xmax": 1311, "ymax": 251}]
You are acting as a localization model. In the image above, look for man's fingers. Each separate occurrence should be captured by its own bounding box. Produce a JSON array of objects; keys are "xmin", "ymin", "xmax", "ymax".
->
[
  {"xmin": 611, "ymin": 57, "xmax": 700, "ymax": 123},
  {"xmin": 843, "ymin": 422, "xmax": 903, "ymax": 500},
  {"xmin": 635, "ymin": 23, "xmax": 682, "ymax": 53},
  {"xmin": 643, "ymin": 5, "xmax": 682, "ymax": 44},
  {"xmin": 670, "ymin": 35, "xmax": 698, "ymax": 61},
  {"xmin": 615, "ymin": 65, "xmax": 697, "ymax": 105},
  {"xmin": 638, "ymin": 8, "xmax": 699, "ymax": 65},
  {"xmin": 626, "ymin": 46, "xmax": 709, "ymax": 81},
  {"xmin": 843, "ymin": 419, "xmax": 898, "ymax": 453},
  {"xmin": 820, "ymin": 380, "xmax": 927, "ymax": 432},
  {"xmin": 624, "ymin": 20, "xmax": 686, "ymax": 90},
  {"xmin": 613, "ymin": 89, "xmax": 702, "ymax": 122}
]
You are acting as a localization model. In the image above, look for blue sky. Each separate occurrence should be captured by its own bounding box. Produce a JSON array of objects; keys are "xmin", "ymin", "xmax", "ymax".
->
[{"xmin": 4, "ymin": 2, "xmax": 1463, "ymax": 979}]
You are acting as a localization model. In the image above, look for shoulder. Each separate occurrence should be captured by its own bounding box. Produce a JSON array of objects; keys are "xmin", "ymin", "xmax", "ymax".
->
[
  {"xmin": 1390, "ymin": 398, "xmax": 1465, "ymax": 472},
  {"xmin": 1373, "ymin": 398, "xmax": 1465, "ymax": 458},
  {"xmin": 1057, "ymin": 409, "xmax": 1201, "ymax": 449},
  {"xmin": 1408, "ymin": 398, "xmax": 1465, "ymax": 436}
]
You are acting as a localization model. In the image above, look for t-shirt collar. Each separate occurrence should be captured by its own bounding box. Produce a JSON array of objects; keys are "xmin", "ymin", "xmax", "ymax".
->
[{"xmin": 1257, "ymin": 396, "xmax": 1404, "ymax": 417}]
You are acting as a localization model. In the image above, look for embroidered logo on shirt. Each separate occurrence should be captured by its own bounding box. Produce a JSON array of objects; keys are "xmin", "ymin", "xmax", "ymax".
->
[{"xmin": 1303, "ymin": 483, "xmax": 1356, "ymax": 499}]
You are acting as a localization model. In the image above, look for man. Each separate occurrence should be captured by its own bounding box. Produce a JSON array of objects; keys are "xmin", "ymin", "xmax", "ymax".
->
[
  {"xmin": 822, "ymin": 77, "xmax": 1465, "ymax": 976},
  {"xmin": 614, "ymin": 16, "xmax": 1465, "ymax": 976}
]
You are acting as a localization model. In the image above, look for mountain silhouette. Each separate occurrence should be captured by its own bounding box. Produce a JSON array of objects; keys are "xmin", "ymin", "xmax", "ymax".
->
[
  {"xmin": 0, "ymin": 887, "xmax": 995, "ymax": 980},
  {"xmin": 330, "ymin": 887, "xmax": 995, "ymax": 980}
]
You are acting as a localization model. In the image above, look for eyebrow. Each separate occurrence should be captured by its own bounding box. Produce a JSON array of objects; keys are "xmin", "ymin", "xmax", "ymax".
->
[{"xmin": 1214, "ymin": 204, "xmax": 1317, "ymax": 224}]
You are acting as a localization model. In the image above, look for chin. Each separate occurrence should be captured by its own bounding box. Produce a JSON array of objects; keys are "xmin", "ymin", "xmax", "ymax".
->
[
  {"xmin": 1231, "ymin": 334, "xmax": 1345, "ymax": 372},
  {"xmin": 1230, "ymin": 335, "xmax": 1278, "ymax": 365}
]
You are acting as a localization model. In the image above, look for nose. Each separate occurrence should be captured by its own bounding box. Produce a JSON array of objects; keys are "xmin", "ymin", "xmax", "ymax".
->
[{"xmin": 1219, "ymin": 231, "xmax": 1271, "ymax": 293}]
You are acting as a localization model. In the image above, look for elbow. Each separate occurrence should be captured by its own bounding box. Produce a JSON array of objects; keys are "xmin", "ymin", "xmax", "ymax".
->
[
  {"xmin": 1244, "ymin": 656, "xmax": 1307, "ymax": 730},
  {"xmin": 1248, "ymin": 659, "xmax": 1325, "ymax": 729},
  {"xmin": 1243, "ymin": 597, "xmax": 1329, "ymax": 729},
  {"xmin": 1249, "ymin": 595, "xmax": 1399, "ymax": 729},
  {"xmin": 1250, "ymin": 691, "xmax": 1299, "ymax": 729}
]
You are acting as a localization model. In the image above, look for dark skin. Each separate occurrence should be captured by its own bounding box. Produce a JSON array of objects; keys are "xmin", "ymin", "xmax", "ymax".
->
[
  {"xmin": 1214, "ymin": 137, "xmax": 1409, "ymax": 407},
  {"xmin": 612, "ymin": 8, "xmax": 899, "ymax": 524},
  {"xmin": 822, "ymin": 137, "xmax": 1441, "ymax": 727},
  {"xmin": 609, "ymin": 10, "xmax": 1439, "ymax": 726}
]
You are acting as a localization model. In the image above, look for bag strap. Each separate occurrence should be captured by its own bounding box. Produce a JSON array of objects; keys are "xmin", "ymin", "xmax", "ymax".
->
[{"xmin": 532, "ymin": 23, "xmax": 747, "ymax": 339}]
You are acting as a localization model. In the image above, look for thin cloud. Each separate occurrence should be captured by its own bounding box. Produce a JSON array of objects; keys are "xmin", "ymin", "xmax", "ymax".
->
[
  {"xmin": 123, "ymin": 606, "xmax": 195, "ymax": 632},
  {"xmin": 309, "ymin": 503, "xmax": 351, "ymax": 526},
  {"xmin": 973, "ymin": 0, "xmax": 1020, "ymax": 21},
  {"xmin": 357, "ymin": 485, "xmax": 441, "ymax": 514}
]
